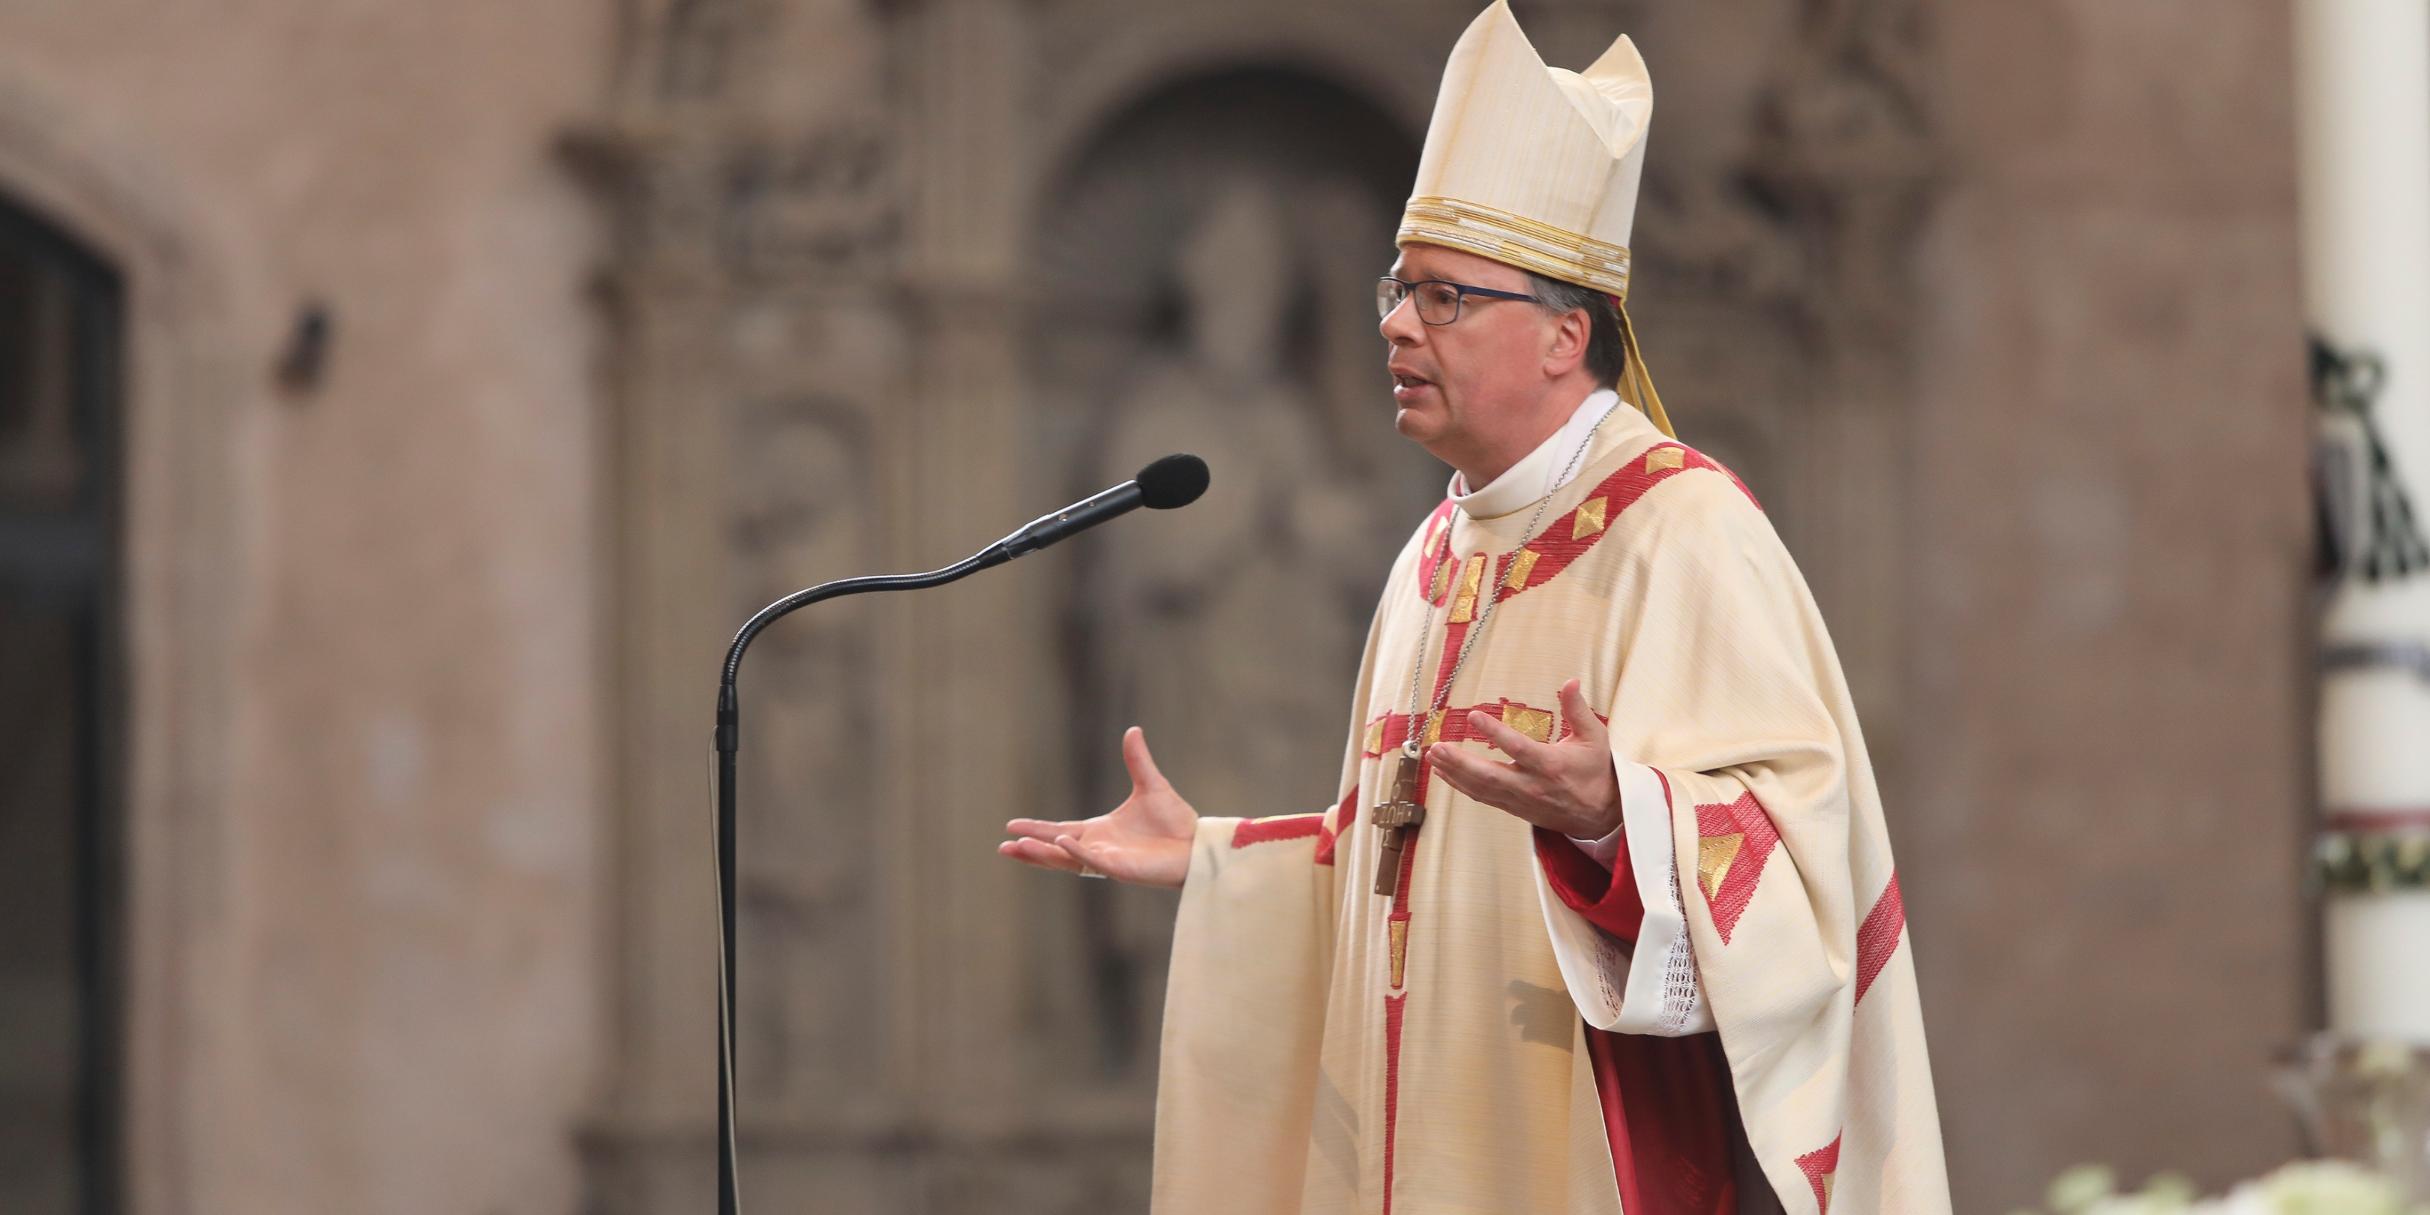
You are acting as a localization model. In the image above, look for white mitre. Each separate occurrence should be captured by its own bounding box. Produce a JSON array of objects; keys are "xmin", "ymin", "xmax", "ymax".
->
[{"xmin": 1397, "ymin": 0, "xmax": 1674, "ymax": 437}]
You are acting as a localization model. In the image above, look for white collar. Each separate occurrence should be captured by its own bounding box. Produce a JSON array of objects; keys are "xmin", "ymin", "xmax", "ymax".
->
[{"xmin": 1448, "ymin": 389, "xmax": 1621, "ymax": 520}]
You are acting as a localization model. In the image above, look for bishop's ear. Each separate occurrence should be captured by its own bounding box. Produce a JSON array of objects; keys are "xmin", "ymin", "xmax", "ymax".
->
[{"xmin": 1542, "ymin": 305, "xmax": 1594, "ymax": 379}]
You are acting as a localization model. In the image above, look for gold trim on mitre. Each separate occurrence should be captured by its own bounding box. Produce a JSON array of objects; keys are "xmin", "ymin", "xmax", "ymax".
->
[{"xmin": 1400, "ymin": 196, "xmax": 1632, "ymax": 300}]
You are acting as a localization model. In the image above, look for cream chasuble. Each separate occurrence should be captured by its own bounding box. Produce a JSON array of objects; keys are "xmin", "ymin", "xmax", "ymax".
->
[{"xmin": 1150, "ymin": 401, "xmax": 1950, "ymax": 1214}]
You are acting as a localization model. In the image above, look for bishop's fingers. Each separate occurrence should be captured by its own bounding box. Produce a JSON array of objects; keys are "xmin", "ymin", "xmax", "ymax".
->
[
  {"xmin": 1005, "ymin": 817, "xmax": 1086, "ymax": 843},
  {"xmin": 1558, "ymin": 678, "xmax": 1607, "ymax": 742},
  {"xmin": 1121, "ymin": 727, "xmax": 1172, "ymax": 790},
  {"xmin": 1427, "ymin": 743, "xmax": 1525, "ymax": 808},
  {"xmin": 998, "ymin": 837, "xmax": 1085, "ymax": 873},
  {"xmin": 1467, "ymin": 708, "xmax": 1552, "ymax": 766}
]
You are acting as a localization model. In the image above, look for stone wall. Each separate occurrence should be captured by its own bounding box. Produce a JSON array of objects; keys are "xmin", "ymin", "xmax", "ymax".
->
[
  {"xmin": 1911, "ymin": 0, "xmax": 2312, "ymax": 1202},
  {"xmin": 0, "ymin": 4, "xmax": 615, "ymax": 1213}
]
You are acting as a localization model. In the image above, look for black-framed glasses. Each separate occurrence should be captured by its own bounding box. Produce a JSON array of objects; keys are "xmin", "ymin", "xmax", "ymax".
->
[{"xmin": 1376, "ymin": 276, "xmax": 1540, "ymax": 326}]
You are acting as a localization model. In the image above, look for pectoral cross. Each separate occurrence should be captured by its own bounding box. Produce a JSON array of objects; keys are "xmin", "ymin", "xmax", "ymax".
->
[{"xmin": 1371, "ymin": 755, "xmax": 1427, "ymax": 897}]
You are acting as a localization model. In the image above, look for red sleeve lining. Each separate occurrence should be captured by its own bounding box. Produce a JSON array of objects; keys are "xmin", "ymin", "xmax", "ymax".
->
[
  {"xmin": 1533, "ymin": 823, "xmax": 1645, "ymax": 942},
  {"xmin": 1231, "ymin": 814, "xmax": 1325, "ymax": 848}
]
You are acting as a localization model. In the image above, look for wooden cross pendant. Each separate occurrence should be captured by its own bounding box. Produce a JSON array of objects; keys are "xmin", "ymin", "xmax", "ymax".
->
[{"xmin": 1371, "ymin": 756, "xmax": 1427, "ymax": 897}]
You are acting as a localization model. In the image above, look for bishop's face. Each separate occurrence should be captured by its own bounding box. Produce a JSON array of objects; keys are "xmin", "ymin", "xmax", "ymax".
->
[{"xmin": 1379, "ymin": 243, "xmax": 1568, "ymax": 478}]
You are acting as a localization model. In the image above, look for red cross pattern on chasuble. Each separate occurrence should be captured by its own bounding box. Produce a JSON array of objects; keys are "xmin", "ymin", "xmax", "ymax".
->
[
  {"xmin": 1350, "ymin": 441, "xmax": 1754, "ymax": 1215},
  {"xmin": 1262, "ymin": 441, "xmax": 1906, "ymax": 1214},
  {"xmin": 1381, "ymin": 437, "xmax": 1757, "ymax": 812},
  {"xmin": 1231, "ymin": 441, "xmax": 1777, "ymax": 1214}
]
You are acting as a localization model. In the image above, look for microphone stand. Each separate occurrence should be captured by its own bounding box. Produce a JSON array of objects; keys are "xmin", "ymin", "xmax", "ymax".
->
[
  {"xmin": 711, "ymin": 545, "xmax": 1013, "ymax": 1215},
  {"xmin": 710, "ymin": 454, "xmax": 1202, "ymax": 1214}
]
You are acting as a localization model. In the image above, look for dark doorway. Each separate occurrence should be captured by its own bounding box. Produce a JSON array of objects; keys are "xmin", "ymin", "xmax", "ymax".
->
[{"xmin": 0, "ymin": 194, "xmax": 126, "ymax": 1215}]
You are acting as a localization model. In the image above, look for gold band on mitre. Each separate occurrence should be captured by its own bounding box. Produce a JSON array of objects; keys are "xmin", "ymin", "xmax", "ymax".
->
[
  {"xmin": 1398, "ymin": 194, "xmax": 1676, "ymax": 439},
  {"xmin": 1399, "ymin": 196, "xmax": 1632, "ymax": 297}
]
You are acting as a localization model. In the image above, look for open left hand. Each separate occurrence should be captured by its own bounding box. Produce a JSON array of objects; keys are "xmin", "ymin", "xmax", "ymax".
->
[
  {"xmin": 1425, "ymin": 678, "xmax": 1622, "ymax": 841},
  {"xmin": 999, "ymin": 726, "xmax": 1196, "ymax": 888}
]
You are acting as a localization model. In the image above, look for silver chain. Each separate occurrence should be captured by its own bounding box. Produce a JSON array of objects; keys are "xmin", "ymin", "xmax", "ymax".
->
[{"xmin": 1399, "ymin": 411, "xmax": 1614, "ymax": 760}]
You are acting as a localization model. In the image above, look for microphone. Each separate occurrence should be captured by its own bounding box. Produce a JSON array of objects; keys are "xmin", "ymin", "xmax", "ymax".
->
[{"xmin": 994, "ymin": 453, "xmax": 1210, "ymax": 559}]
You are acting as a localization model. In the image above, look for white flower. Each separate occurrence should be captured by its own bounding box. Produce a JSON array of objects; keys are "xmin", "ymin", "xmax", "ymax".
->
[
  {"xmin": 2034, "ymin": 1160, "xmax": 2416, "ymax": 1215},
  {"xmin": 2248, "ymin": 1160, "xmax": 2410, "ymax": 1214}
]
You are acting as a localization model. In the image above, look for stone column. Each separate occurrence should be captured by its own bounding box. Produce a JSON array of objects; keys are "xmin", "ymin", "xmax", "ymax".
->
[
  {"xmin": 892, "ymin": 1, "xmax": 1156, "ymax": 1201},
  {"xmin": 895, "ymin": 0, "xmax": 1035, "ymax": 1135},
  {"xmin": 1743, "ymin": 0, "xmax": 1942, "ymax": 777},
  {"xmin": 566, "ymin": 127, "xmax": 737, "ymax": 1212}
]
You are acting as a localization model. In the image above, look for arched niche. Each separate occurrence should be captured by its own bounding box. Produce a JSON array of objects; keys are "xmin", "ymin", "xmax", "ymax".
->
[
  {"xmin": 1014, "ymin": 64, "xmax": 1449, "ymax": 1090},
  {"xmin": 1021, "ymin": 9, "xmax": 1446, "ymax": 234}
]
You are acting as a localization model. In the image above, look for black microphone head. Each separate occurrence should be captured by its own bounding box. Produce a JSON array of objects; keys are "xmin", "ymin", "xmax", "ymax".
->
[{"xmin": 1136, "ymin": 453, "xmax": 1209, "ymax": 510}]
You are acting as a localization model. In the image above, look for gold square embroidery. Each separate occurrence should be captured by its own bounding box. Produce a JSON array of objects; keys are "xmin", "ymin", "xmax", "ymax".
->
[
  {"xmin": 1571, "ymin": 497, "xmax": 1608, "ymax": 540},
  {"xmin": 1365, "ymin": 718, "xmax": 1387, "ymax": 755},
  {"xmin": 1698, "ymin": 833, "xmax": 1746, "ymax": 902},
  {"xmin": 1447, "ymin": 554, "xmax": 1486, "ymax": 623},
  {"xmin": 1389, "ymin": 917, "xmax": 1410, "ymax": 989},
  {"xmin": 1503, "ymin": 705, "xmax": 1554, "ymax": 744},
  {"xmin": 1503, "ymin": 548, "xmax": 1539, "ymax": 591},
  {"xmin": 1645, "ymin": 447, "xmax": 1684, "ymax": 473}
]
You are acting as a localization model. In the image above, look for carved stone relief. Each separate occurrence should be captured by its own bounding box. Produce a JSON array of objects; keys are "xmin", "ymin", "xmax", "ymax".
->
[
  {"xmin": 1024, "ymin": 67, "xmax": 1440, "ymax": 1097},
  {"xmin": 729, "ymin": 397, "xmax": 884, "ymax": 1109},
  {"xmin": 720, "ymin": 124, "xmax": 900, "ymax": 282}
]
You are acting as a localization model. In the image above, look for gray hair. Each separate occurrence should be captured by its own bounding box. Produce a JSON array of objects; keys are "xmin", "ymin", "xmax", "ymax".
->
[{"xmin": 1524, "ymin": 270, "xmax": 1629, "ymax": 389}]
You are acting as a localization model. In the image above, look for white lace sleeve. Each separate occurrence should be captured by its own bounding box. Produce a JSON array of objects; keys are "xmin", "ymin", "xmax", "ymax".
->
[{"xmin": 1531, "ymin": 757, "xmax": 1714, "ymax": 1036}]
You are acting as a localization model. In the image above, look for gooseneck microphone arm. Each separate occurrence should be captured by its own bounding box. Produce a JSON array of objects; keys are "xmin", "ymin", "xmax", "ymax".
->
[
  {"xmin": 709, "ymin": 549, "xmax": 1006, "ymax": 1215},
  {"xmin": 712, "ymin": 454, "xmax": 1207, "ymax": 1215}
]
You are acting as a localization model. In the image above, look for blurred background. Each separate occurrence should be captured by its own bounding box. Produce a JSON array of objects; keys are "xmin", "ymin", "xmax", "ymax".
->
[{"xmin": 0, "ymin": 0, "xmax": 2313, "ymax": 1211}]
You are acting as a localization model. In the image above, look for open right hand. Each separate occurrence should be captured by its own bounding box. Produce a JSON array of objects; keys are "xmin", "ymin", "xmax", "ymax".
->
[{"xmin": 1000, "ymin": 726, "xmax": 1197, "ymax": 889}]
